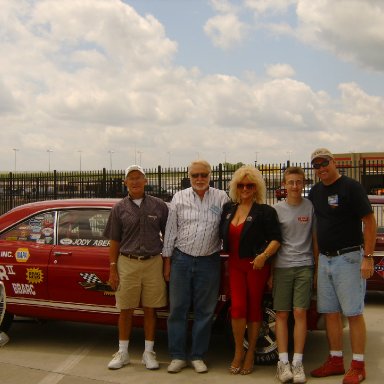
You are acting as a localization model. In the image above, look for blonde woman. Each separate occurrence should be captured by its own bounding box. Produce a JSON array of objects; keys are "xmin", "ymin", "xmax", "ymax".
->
[{"xmin": 220, "ymin": 166, "xmax": 281, "ymax": 375}]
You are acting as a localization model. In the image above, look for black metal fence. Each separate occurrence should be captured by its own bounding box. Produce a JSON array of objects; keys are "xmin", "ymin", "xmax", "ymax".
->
[{"xmin": 1, "ymin": 160, "xmax": 383, "ymax": 215}]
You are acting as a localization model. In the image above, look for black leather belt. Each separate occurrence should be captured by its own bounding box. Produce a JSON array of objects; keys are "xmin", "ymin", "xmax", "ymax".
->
[
  {"xmin": 120, "ymin": 253, "xmax": 157, "ymax": 260},
  {"xmin": 322, "ymin": 245, "xmax": 362, "ymax": 257}
]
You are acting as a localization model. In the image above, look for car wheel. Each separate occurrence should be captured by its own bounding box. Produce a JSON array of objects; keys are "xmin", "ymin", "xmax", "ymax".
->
[
  {"xmin": 225, "ymin": 296, "xmax": 278, "ymax": 365},
  {"xmin": 254, "ymin": 297, "xmax": 278, "ymax": 365},
  {"xmin": 0, "ymin": 311, "xmax": 14, "ymax": 333}
]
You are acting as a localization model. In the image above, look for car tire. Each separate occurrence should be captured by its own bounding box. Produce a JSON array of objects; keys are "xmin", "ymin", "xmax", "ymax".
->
[{"xmin": 0, "ymin": 311, "xmax": 14, "ymax": 333}]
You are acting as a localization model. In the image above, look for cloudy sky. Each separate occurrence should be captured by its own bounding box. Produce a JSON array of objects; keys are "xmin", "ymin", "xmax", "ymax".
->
[{"xmin": 1, "ymin": 0, "xmax": 384, "ymax": 172}]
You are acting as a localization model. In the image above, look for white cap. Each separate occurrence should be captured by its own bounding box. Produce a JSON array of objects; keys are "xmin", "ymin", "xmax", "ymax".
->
[
  {"xmin": 125, "ymin": 165, "xmax": 145, "ymax": 178},
  {"xmin": 311, "ymin": 148, "xmax": 334, "ymax": 163}
]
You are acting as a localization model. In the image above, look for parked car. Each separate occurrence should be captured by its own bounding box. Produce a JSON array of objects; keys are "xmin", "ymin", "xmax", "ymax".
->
[
  {"xmin": 368, "ymin": 195, "xmax": 384, "ymax": 291},
  {"xmin": 275, "ymin": 186, "xmax": 287, "ymax": 200},
  {"xmin": 0, "ymin": 197, "xmax": 383, "ymax": 363}
]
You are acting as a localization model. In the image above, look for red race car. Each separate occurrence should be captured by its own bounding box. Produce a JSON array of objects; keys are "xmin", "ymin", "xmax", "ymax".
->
[{"xmin": 0, "ymin": 198, "xmax": 383, "ymax": 362}]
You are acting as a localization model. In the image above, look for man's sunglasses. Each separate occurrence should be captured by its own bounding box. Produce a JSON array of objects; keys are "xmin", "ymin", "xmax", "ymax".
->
[
  {"xmin": 237, "ymin": 183, "xmax": 256, "ymax": 190},
  {"xmin": 312, "ymin": 160, "xmax": 330, "ymax": 169},
  {"xmin": 190, "ymin": 173, "xmax": 209, "ymax": 178}
]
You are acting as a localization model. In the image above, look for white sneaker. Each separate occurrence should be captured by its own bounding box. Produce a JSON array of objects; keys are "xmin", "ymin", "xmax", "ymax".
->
[
  {"xmin": 108, "ymin": 351, "xmax": 129, "ymax": 369},
  {"xmin": 167, "ymin": 359, "xmax": 187, "ymax": 373},
  {"xmin": 276, "ymin": 361, "xmax": 293, "ymax": 383},
  {"xmin": 191, "ymin": 359, "xmax": 208, "ymax": 373},
  {"xmin": 292, "ymin": 361, "xmax": 307, "ymax": 383},
  {"xmin": 0, "ymin": 332, "xmax": 10, "ymax": 347},
  {"xmin": 142, "ymin": 351, "xmax": 159, "ymax": 370}
]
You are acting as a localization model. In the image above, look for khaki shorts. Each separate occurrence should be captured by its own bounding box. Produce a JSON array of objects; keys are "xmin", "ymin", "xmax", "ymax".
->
[
  {"xmin": 272, "ymin": 266, "xmax": 314, "ymax": 311},
  {"xmin": 115, "ymin": 254, "xmax": 167, "ymax": 309}
]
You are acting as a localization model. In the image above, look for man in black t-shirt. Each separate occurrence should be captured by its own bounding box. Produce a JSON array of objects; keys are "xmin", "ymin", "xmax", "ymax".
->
[{"xmin": 308, "ymin": 148, "xmax": 376, "ymax": 384}]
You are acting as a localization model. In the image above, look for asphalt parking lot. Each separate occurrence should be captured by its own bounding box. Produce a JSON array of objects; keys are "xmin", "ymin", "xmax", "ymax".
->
[{"xmin": 0, "ymin": 292, "xmax": 383, "ymax": 384}]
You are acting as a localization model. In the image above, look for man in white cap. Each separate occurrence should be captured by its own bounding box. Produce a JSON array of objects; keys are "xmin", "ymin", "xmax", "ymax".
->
[
  {"xmin": 308, "ymin": 148, "xmax": 376, "ymax": 384},
  {"xmin": 104, "ymin": 165, "xmax": 169, "ymax": 371}
]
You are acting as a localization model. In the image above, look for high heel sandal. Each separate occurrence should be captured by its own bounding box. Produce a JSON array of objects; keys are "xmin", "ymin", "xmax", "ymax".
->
[
  {"xmin": 240, "ymin": 366, "xmax": 254, "ymax": 375},
  {"xmin": 229, "ymin": 365, "xmax": 242, "ymax": 374},
  {"xmin": 240, "ymin": 352, "xmax": 254, "ymax": 375}
]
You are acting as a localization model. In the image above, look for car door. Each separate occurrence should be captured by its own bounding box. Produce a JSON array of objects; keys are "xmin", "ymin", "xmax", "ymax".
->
[
  {"xmin": 47, "ymin": 208, "xmax": 115, "ymax": 313},
  {"xmin": 0, "ymin": 211, "xmax": 55, "ymax": 312}
]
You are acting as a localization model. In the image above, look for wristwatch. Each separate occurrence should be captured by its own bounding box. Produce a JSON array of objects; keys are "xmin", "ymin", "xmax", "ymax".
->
[{"xmin": 364, "ymin": 254, "xmax": 373, "ymax": 259}]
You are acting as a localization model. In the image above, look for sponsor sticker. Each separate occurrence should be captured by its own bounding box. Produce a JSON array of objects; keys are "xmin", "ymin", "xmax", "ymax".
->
[
  {"xmin": 26, "ymin": 268, "xmax": 44, "ymax": 284},
  {"xmin": 12, "ymin": 283, "xmax": 36, "ymax": 296},
  {"xmin": 42, "ymin": 227, "xmax": 54, "ymax": 236},
  {"xmin": 15, "ymin": 248, "xmax": 30, "ymax": 263},
  {"xmin": 0, "ymin": 251, "xmax": 13, "ymax": 258}
]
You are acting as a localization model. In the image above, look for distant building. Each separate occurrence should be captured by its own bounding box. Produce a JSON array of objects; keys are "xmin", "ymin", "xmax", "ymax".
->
[{"xmin": 333, "ymin": 152, "xmax": 384, "ymax": 194}]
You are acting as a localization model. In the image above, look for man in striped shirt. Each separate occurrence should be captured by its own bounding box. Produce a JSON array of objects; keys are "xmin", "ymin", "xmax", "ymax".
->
[{"xmin": 163, "ymin": 160, "xmax": 229, "ymax": 374}]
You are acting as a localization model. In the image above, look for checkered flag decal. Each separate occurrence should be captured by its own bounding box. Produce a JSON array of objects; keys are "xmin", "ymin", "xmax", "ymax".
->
[
  {"xmin": 80, "ymin": 273, "xmax": 102, "ymax": 284},
  {"xmin": 78, "ymin": 272, "xmax": 114, "ymax": 293}
]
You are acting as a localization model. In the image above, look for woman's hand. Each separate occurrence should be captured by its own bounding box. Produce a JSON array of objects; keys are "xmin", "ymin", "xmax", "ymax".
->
[{"xmin": 250, "ymin": 253, "xmax": 266, "ymax": 270}]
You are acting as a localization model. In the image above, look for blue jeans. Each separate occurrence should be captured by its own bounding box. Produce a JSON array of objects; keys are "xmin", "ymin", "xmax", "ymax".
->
[
  {"xmin": 317, "ymin": 250, "xmax": 366, "ymax": 316},
  {"xmin": 167, "ymin": 248, "xmax": 221, "ymax": 360}
]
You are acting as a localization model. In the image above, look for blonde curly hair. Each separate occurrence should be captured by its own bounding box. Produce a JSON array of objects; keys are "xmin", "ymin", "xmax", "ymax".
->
[{"xmin": 228, "ymin": 165, "xmax": 266, "ymax": 204}]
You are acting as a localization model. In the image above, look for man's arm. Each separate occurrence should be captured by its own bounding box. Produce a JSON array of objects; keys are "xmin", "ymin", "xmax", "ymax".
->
[
  {"xmin": 361, "ymin": 212, "xmax": 377, "ymax": 280},
  {"xmin": 108, "ymin": 239, "xmax": 120, "ymax": 291}
]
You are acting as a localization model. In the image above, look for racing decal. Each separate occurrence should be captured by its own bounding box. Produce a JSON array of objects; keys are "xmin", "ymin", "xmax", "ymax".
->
[
  {"xmin": 59, "ymin": 238, "xmax": 110, "ymax": 247},
  {"xmin": 92, "ymin": 239, "xmax": 110, "ymax": 247},
  {"xmin": 12, "ymin": 283, "xmax": 36, "ymax": 295},
  {"xmin": 0, "ymin": 251, "xmax": 13, "ymax": 258},
  {"xmin": 41, "ymin": 227, "xmax": 54, "ymax": 236},
  {"xmin": 0, "ymin": 265, "xmax": 16, "ymax": 281},
  {"xmin": 0, "ymin": 265, "xmax": 9, "ymax": 280},
  {"xmin": 15, "ymin": 248, "xmax": 30, "ymax": 262},
  {"xmin": 26, "ymin": 268, "xmax": 44, "ymax": 284},
  {"xmin": 375, "ymin": 258, "xmax": 384, "ymax": 279},
  {"xmin": 79, "ymin": 272, "xmax": 114, "ymax": 295}
]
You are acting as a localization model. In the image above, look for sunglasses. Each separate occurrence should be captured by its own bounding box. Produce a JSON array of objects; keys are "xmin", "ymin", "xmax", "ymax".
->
[
  {"xmin": 312, "ymin": 160, "xmax": 330, "ymax": 169},
  {"xmin": 190, "ymin": 173, "xmax": 209, "ymax": 178},
  {"xmin": 237, "ymin": 183, "xmax": 256, "ymax": 190}
]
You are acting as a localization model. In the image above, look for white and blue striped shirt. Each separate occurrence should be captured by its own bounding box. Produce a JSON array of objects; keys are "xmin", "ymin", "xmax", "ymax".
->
[{"xmin": 162, "ymin": 187, "xmax": 229, "ymax": 257}]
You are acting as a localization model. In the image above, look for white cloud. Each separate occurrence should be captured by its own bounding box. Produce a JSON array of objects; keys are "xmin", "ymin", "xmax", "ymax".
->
[
  {"xmin": 245, "ymin": 0, "xmax": 297, "ymax": 15},
  {"xmin": 266, "ymin": 64, "xmax": 296, "ymax": 78},
  {"xmin": 0, "ymin": 0, "xmax": 383, "ymax": 172},
  {"xmin": 295, "ymin": 0, "xmax": 384, "ymax": 71},
  {"xmin": 204, "ymin": 13, "xmax": 248, "ymax": 50},
  {"xmin": 206, "ymin": 1, "xmax": 384, "ymax": 72}
]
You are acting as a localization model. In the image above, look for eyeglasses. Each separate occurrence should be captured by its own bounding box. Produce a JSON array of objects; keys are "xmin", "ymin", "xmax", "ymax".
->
[
  {"xmin": 237, "ymin": 183, "xmax": 256, "ymax": 190},
  {"xmin": 190, "ymin": 173, "xmax": 209, "ymax": 178},
  {"xmin": 286, "ymin": 180, "xmax": 303, "ymax": 186},
  {"xmin": 312, "ymin": 160, "xmax": 330, "ymax": 169}
]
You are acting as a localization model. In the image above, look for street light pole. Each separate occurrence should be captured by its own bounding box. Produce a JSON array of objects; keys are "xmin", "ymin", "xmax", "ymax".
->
[
  {"xmin": 137, "ymin": 151, "xmax": 142, "ymax": 166},
  {"xmin": 12, "ymin": 148, "xmax": 19, "ymax": 172},
  {"xmin": 167, "ymin": 151, "xmax": 171, "ymax": 169},
  {"xmin": 108, "ymin": 150, "xmax": 114, "ymax": 171},
  {"xmin": 47, "ymin": 149, "xmax": 53, "ymax": 172},
  {"xmin": 287, "ymin": 150, "xmax": 292, "ymax": 164},
  {"xmin": 78, "ymin": 150, "xmax": 82, "ymax": 173}
]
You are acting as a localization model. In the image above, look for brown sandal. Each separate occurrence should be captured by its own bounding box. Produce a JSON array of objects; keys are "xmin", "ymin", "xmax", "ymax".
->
[
  {"xmin": 240, "ymin": 366, "xmax": 254, "ymax": 375},
  {"xmin": 229, "ymin": 365, "xmax": 242, "ymax": 374}
]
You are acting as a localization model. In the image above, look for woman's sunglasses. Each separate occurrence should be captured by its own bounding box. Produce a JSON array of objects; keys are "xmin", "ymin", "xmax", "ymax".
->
[{"xmin": 237, "ymin": 183, "xmax": 256, "ymax": 190}]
